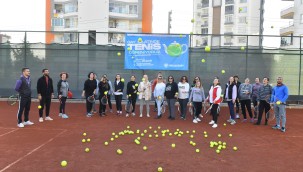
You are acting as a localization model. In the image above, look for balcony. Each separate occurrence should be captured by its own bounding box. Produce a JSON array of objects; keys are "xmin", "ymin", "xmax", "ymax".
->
[
  {"xmin": 224, "ymin": 21, "xmax": 234, "ymax": 25},
  {"xmin": 225, "ymin": 0, "xmax": 234, "ymax": 5},
  {"xmin": 280, "ymin": 24, "xmax": 294, "ymax": 36},
  {"xmin": 108, "ymin": 25, "xmax": 141, "ymax": 33},
  {"xmin": 281, "ymin": 5, "xmax": 294, "ymax": 19},
  {"xmin": 224, "ymin": 42, "xmax": 233, "ymax": 45},
  {"xmin": 201, "ymin": 23, "xmax": 208, "ymax": 27},
  {"xmin": 201, "ymin": 0, "xmax": 209, "ymax": 7}
]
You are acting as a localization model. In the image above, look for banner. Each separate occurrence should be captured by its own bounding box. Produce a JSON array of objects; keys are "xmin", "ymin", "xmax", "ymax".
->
[{"xmin": 124, "ymin": 34, "xmax": 189, "ymax": 70}]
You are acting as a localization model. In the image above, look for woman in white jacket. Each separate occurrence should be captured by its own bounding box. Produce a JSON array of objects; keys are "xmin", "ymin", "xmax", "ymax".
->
[
  {"xmin": 138, "ymin": 74, "xmax": 152, "ymax": 117},
  {"xmin": 154, "ymin": 75, "xmax": 166, "ymax": 119},
  {"xmin": 178, "ymin": 76, "xmax": 190, "ymax": 120}
]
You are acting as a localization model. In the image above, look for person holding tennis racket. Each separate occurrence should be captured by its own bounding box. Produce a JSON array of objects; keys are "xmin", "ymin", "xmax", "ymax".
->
[
  {"xmin": 138, "ymin": 74, "xmax": 152, "ymax": 118},
  {"xmin": 15, "ymin": 67, "xmax": 34, "ymax": 128},
  {"xmin": 82, "ymin": 72, "xmax": 97, "ymax": 117},
  {"xmin": 164, "ymin": 75, "xmax": 178, "ymax": 120},
  {"xmin": 98, "ymin": 76, "xmax": 110, "ymax": 117},
  {"xmin": 189, "ymin": 81, "xmax": 205, "ymax": 123},
  {"xmin": 57, "ymin": 72, "xmax": 70, "ymax": 119},
  {"xmin": 154, "ymin": 75, "xmax": 166, "ymax": 119},
  {"xmin": 255, "ymin": 77, "xmax": 272, "ymax": 125},
  {"xmin": 126, "ymin": 75, "xmax": 138, "ymax": 117},
  {"xmin": 205, "ymin": 78, "xmax": 222, "ymax": 128},
  {"xmin": 238, "ymin": 78, "xmax": 253, "ymax": 123},
  {"xmin": 224, "ymin": 76, "xmax": 237, "ymax": 125},
  {"xmin": 271, "ymin": 77, "xmax": 289, "ymax": 132},
  {"xmin": 178, "ymin": 76, "xmax": 190, "ymax": 120},
  {"xmin": 114, "ymin": 74, "xmax": 124, "ymax": 115},
  {"xmin": 252, "ymin": 77, "xmax": 261, "ymax": 120}
]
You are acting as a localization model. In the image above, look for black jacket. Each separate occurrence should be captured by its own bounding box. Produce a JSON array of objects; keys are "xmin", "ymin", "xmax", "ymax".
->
[
  {"xmin": 98, "ymin": 81, "xmax": 110, "ymax": 98},
  {"xmin": 165, "ymin": 82, "xmax": 178, "ymax": 99},
  {"xmin": 37, "ymin": 75, "xmax": 54, "ymax": 96},
  {"xmin": 126, "ymin": 81, "xmax": 138, "ymax": 96},
  {"xmin": 114, "ymin": 80, "xmax": 124, "ymax": 93}
]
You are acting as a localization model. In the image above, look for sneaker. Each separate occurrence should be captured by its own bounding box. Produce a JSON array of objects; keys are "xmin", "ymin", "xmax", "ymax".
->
[
  {"xmin": 110, "ymin": 109, "xmax": 113, "ymax": 113},
  {"xmin": 209, "ymin": 120, "xmax": 215, "ymax": 125},
  {"xmin": 199, "ymin": 114, "xmax": 204, "ymax": 118},
  {"xmin": 86, "ymin": 113, "xmax": 92, "ymax": 117},
  {"xmin": 196, "ymin": 118, "xmax": 201, "ymax": 122},
  {"xmin": 147, "ymin": 114, "xmax": 150, "ymax": 117},
  {"xmin": 272, "ymin": 125, "xmax": 281, "ymax": 130},
  {"xmin": 39, "ymin": 117, "xmax": 43, "ymax": 122},
  {"xmin": 45, "ymin": 116, "xmax": 53, "ymax": 121},
  {"xmin": 132, "ymin": 112, "xmax": 135, "ymax": 116},
  {"xmin": 140, "ymin": 114, "xmax": 143, "ymax": 118},
  {"xmin": 23, "ymin": 121, "xmax": 34, "ymax": 125},
  {"xmin": 180, "ymin": 116, "xmax": 186, "ymax": 120},
  {"xmin": 250, "ymin": 118, "xmax": 254, "ymax": 123},
  {"xmin": 155, "ymin": 115, "xmax": 162, "ymax": 119},
  {"xmin": 242, "ymin": 119, "xmax": 247, "ymax": 122},
  {"xmin": 212, "ymin": 123, "xmax": 218, "ymax": 128},
  {"xmin": 62, "ymin": 114, "xmax": 69, "ymax": 119},
  {"xmin": 193, "ymin": 119, "xmax": 198, "ymax": 123},
  {"xmin": 126, "ymin": 113, "xmax": 129, "ymax": 117},
  {"xmin": 59, "ymin": 113, "xmax": 62, "ymax": 117},
  {"xmin": 236, "ymin": 114, "xmax": 240, "ymax": 119},
  {"xmin": 17, "ymin": 123, "xmax": 24, "ymax": 128},
  {"xmin": 230, "ymin": 120, "xmax": 236, "ymax": 125},
  {"xmin": 281, "ymin": 127, "xmax": 286, "ymax": 132},
  {"xmin": 227, "ymin": 119, "xmax": 233, "ymax": 123}
]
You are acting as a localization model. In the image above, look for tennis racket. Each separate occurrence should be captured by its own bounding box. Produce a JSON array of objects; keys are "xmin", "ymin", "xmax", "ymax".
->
[
  {"xmin": 161, "ymin": 100, "xmax": 166, "ymax": 114},
  {"xmin": 7, "ymin": 94, "xmax": 19, "ymax": 106},
  {"xmin": 125, "ymin": 99, "xmax": 133, "ymax": 113},
  {"xmin": 175, "ymin": 99, "xmax": 180, "ymax": 115},
  {"xmin": 101, "ymin": 96, "xmax": 108, "ymax": 105},
  {"xmin": 87, "ymin": 95, "xmax": 95, "ymax": 103},
  {"xmin": 67, "ymin": 90, "xmax": 73, "ymax": 99},
  {"xmin": 188, "ymin": 102, "xmax": 194, "ymax": 116},
  {"xmin": 254, "ymin": 104, "xmax": 259, "ymax": 117},
  {"xmin": 265, "ymin": 105, "xmax": 275, "ymax": 121}
]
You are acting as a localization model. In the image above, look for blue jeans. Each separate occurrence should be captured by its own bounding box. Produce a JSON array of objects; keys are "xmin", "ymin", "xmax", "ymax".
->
[
  {"xmin": 274, "ymin": 104, "xmax": 286, "ymax": 128},
  {"xmin": 227, "ymin": 101, "xmax": 235, "ymax": 119},
  {"xmin": 156, "ymin": 99, "xmax": 163, "ymax": 116}
]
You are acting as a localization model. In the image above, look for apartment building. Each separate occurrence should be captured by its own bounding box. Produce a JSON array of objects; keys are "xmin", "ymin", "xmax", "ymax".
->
[
  {"xmin": 46, "ymin": 0, "xmax": 152, "ymax": 44},
  {"xmin": 193, "ymin": 0, "xmax": 262, "ymax": 47},
  {"xmin": 280, "ymin": 0, "xmax": 303, "ymax": 48}
]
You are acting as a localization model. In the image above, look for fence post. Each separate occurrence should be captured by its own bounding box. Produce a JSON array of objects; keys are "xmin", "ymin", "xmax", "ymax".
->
[
  {"xmin": 299, "ymin": 36, "xmax": 302, "ymax": 95},
  {"xmin": 245, "ymin": 35, "xmax": 249, "ymax": 78},
  {"xmin": 24, "ymin": 31, "xmax": 27, "ymax": 66},
  {"xmin": 77, "ymin": 32, "xmax": 80, "ymax": 90}
]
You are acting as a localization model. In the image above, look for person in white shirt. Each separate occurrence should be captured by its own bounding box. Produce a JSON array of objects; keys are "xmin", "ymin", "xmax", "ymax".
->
[
  {"xmin": 138, "ymin": 74, "xmax": 152, "ymax": 117},
  {"xmin": 178, "ymin": 76, "xmax": 190, "ymax": 120},
  {"xmin": 154, "ymin": 75, "xmax": 166, "ymax": 119}
]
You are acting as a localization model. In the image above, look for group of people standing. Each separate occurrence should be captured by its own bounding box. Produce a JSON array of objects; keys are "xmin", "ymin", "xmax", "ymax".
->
[{"xmin": 14, "ymin": 68, "xmax": 289, "ymax": 132}]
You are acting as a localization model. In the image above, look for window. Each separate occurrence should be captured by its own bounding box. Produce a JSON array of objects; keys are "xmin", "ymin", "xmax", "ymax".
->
[
  {"xmin": 201, "ymin": 20, "xmax": 208, "ymax": 26},
  {"xmin": 225, "ymin": 5, "xmax": 234, "ymax": 14},
  {"xmin": 51, "ymin": 18, "xmax": 64, "ymax": 27},
  {"xmin": 240, "ymin": 0, "xmax": 247, "ymax": 3},
  {"xmin": 239, "ymin": 16, "xmax": 247, "ymax": 23},
  {"xmin": 109, "ymin": 2, "xmax": 138, "ymax": 15},
  {"xmin": 225, "ymin": 15, "xmax": 233, "ymax": 23},
  {"xmin": 202, "ymin": 0, "xmax": 209, "ymax": 7},
  {"xmin": 224, "ymin": 36, "xmax": 232, "ymax": 45},
  {"xmin": 238, "ymin": 37, "xmax": 247, "ymax": 44},
  {"xmin": 129, "ymin": 5, "xmax": 138, "ymax": 14},
  {"xmin": 201, "ymin": 28, "xmax": 208, "ymax": 34},
  {"xmin": 239, "ymin": 7, "xmax": 247, "ymax": 13},
  {"xmin": 225, "ymin": 0, "xmax": 234, "ymax": 5},
  {"xmin": 201, "ymin": 8, "xmax": 209, "ymax": 16},
  {"xmin": 65, "ymin": 17, "xmax": 78, "ymax": 28},
  {"xmin": 64, "ymin": 3, "xmax": 78, "ymax": 13}
]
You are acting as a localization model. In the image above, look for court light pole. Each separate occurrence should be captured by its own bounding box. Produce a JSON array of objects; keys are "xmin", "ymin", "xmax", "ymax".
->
[{"xmin": 168, "ymin": 10, "xmax": 172, "ymax": 34}]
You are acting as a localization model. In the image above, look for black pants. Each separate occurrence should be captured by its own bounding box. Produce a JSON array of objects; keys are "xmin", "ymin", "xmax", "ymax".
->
[
  {"xmin": 240, "ymin": 99, "xmax": 253, "ymax": 119},
  {"xmin": 235, "ymin": 98, "xmax": 240, "ymax": 113},
  {"xmin": 115, "ymin": 95, "xmax": 122, "ymax": 111},
  {"xmin": 179, "ymin": 98, "xmax": 189, "ymax": 118},
  {"xmin": 193, "ymin": 102, "xmax": 202, "ymax": 119},
  {"xmin": 39, "ymin": 95, "xmax": 51, "ymax": 117},
  {"xmin": 126, "ymin": 95, "xmax": 137, "ymax": 113},
  {"xmin": 167, "ymin": 98, "xmax": 176, "ymax": 119},
  {"xmin": 59, "ymin": 96, "xmax": 67, "ymax": 114},
  {"xmin": 257, "ymin": 100, "xmax": 270, "ymax": 124},
  {"xmin": 211, "ymin": 104, "xmax": 219, "ymax": 123},
  {"xmin": 107, "ymin": 94, "xmax": 112, "ymax": 110},
  {"xmin": 85, "ymin": 96, "xmax": 93, "ymax": 114},
  {"xmin": 99, "ymin": 97, "xmax": 106, "ymax": 114},
  {"xmin": 252, "ymin": 98, "xmax": 258, "ymax": 118},
  {"xmin": 17, "ymin": 96, "xmax": 31, "ymax": 124}
]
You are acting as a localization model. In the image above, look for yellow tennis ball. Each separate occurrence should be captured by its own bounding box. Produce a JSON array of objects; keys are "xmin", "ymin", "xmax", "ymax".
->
[
  {"xmin": 276, "ymin": 101, "xmax": 281, "ymax": 105},
  {"xmin": 61, "ymin": 160, "xmax": 67, "ymax": 167},
  {"xmin": 117, "ymin": 149, "xmax": 123, "ymax": 155},
  {"xmin": 233, "ymin": 146, "xmax": 238, "ymax": 151},
  {"xmin": 196, "ymin": 149, "xmax": 200, "ymax": 153},
  {"xmin": 86, "ymin": 138, "xmax": 91, "ymax": 142},
  {"xmin": 192, "ymin": 142, "xmax": 196, "ymax": 146},
  {"xmin": 141, "ymin": 133, "xmax": 144, "ymax": 137},
  {"xmin": 171, "ymin": 143, "xmax": 176, "ymax": 148},
  {"xmin": 191, "ymin": 19, "xmax": 195, "ymax": 23},
  {"xmin": 190, "ymin": 135, "xmax": 194, "ymax": 138},
  {"xmin": 104, "ymin": 141, "xmax": 109, "ymax": 146},
  {"xmin": 117, "ymin": 52, "xmax": 121, "ymax": 56},
  {"xmin": 143, "ymin": 146, "xmax": 147, "ymax": 151},
  {"xmin": 158, "ymin": 167, "xmax": 163, "ymax": 172},
  {"xmin": 83, "ymin": 133, "xmax": 87, "ymax": 136},
  {"xmin": 128, "ymin": 94, "xmax": 131, "ymax": 97},
  {"xmin": 121, "ymin": 78, "xmax": 125, "ymax": 82},
  {"xmin": 82, "ymin": 139, "xmax": 86, "ymax": 143},
  {"xmin": 104, "ymin": 91, "xmax": 108, "ymax": 95},
  {"xmin": 142, "ymin": 78, "xmax": 145, "ymax": 81},
  {"xmin": 201, "ymin": 59, "xmax": 206, "ymax": 63},
  {"xmin": 179, "ymin": 34, "xmax": 183, "ymax": 37},
  {"xmin": 127, "ymin": 47, "xmax": 131, "ymax": 51},
  {"xmin": 110, "ymin": 138, "xmax": 114, "ymax": 141},
  {"xmin": 190, "ymin": 31, "xmax": 193, "ymax": 35},
  {"xmin": 218, "ymin": 134, "xmax": 221, "ymax": 138},
  {"xmin": 204, "ymin": 135, "xmax": 208, "ymax": 138},
  {"xmin": 38, "ymin": 105, "xmax": 42, "ymax": 109},
  {"xmin": 135, "ymin": 83, "xmax": 139, "ymax": 87},
  {"xmin": 205, "ymin": 46, "xmax": 211, "ymax": 52},
  {"xmin": 221, "ymin": 70, "xmax": 226, "ymax": 74},
  {"xmin": 241, "ymin": 46, "xmax": 245, "ymax": 51},
  {"xmin": 85, "ymin": 148, "xmax": 90, "ymax": 152},
  {"xmin": 216, "ymin": 149, "xmax": 220, "ymax": 154},
  {"xmin": 229, "ymin": 134, "xmax": 233, "ymax": 137},
  {"xmin": 138, "ymin": 38, "xmax": 143, "ymax": 42},
  {"xmin": 223, "ymin": 123, "xmax": 227, "ymax": 126}
]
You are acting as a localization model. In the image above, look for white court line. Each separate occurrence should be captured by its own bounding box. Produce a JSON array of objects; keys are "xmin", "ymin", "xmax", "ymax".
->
[
  {"xmin": 0, "ymin": 129, "xmax": 18, "ymax": 137},
  {"xmin": 0, "ymin": 129, "xmax": 67, "ymax": 172}
]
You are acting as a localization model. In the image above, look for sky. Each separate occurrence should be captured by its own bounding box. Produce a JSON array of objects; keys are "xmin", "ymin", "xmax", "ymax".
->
[{"xmin": 0, "ymin": 0, "xmax": 293, "ymax": 43}]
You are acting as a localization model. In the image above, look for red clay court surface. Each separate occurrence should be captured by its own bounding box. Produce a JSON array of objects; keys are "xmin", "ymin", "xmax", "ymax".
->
[{"xmin": 0, "ymin": 101, "xmax": 303, "ymax": 172}]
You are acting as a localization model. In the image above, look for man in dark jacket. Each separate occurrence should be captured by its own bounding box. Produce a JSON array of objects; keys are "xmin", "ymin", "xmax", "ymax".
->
[
  {"xmin": 37, "ymin": 68, "xmax": 54, "ymax": 122},
  {"xmin": 15, "ymin": 67, "xmax": 34, "ymax": 128}
]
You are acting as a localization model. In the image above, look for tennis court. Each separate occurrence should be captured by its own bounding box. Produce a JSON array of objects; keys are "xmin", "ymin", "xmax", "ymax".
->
[{"xmin": 1, "ymin": 100, "xmax": 302, "ymax": 172}]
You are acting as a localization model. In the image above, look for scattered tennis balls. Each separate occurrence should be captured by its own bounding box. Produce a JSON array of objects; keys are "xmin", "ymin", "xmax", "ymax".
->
[
  {"xmin": 82, "ymin": 139, "xmax": 86, "ymax": 143},
  {"xmin": 158, "ymin": 126, "xmax": 161, "ymax": 129},
  {"xmin": 190, "ymin": 135, "xmax": 194, "ymax": 138},
  {"xmin": 205, "ymin": 46, "xmax": 211, "ymax": 52},
  {"xmin": 229, "ymin": 134, "xmax": 233, "ymax": 137},
  {"xmin": 117, "ymin": 149, "xmax": 123, "ymax": 155},
  {"xmin": 138, "ymin": 38, "xmax": 143, "ymax": 42},
  {"xmin": 221, "ymin": 70, "xmax": 225, "ymax": 74},
  {"xmin": 196, "ymin": 149, "xmax": 200, "ymax": 153},
  {"xmin": 216, "ymin": 149, "xmax": 220, "ymax": 154},
  {"xmin": 117, "ymin": 52, "xmax": 121, "ymax": 56},
  {"xmin": 203, "ymin": 131, "xmax": 207, "ymax": 134},
  {"xmin": 143, "ymin": 146, "xmax": 148, "ymax": 151},
  {"xmin": 115, "ymin": 135, "xmax": 118, "ymax": 139},
  {"xmin": 169, "ymin": 133, "xmax": 172, "ymax": 136},
  {"xmin": 201, "ymin": 59, "xmax": 206, "ymax": 63},
  {"xmin": 134, "ymin": 139, "xmax": 140, "ymax": 145},
  {"xmin": 158, "ymin": 167, "xmax": 163, "ymax": 172},
  {"xmin": 218, "ymin": 134, "xmax": 221, "ymax": 138},
  {"xmin": 204, "ymin": 135, "xmax": 208, "ymax": 138},
  {"xmin": 149, "ymin": 126, "xmax": 152, "ymax": 129},
  {"xmin": 241, "ymin": 46, "xmax": 245, "ymax": 51},
  {"xmin": 121, "ymin": 78, "xmax": 125, "ymax": 82},
  {"xmin": 112, "ymin": 132, "xmax": 115, "ymax": 136},
  {"xmin": 233, "ymin": 146, "xmax": 238, "ymax": 151},
  {"xmin": 155, "ymin": 134, "xmax": 159, "ymax": 138},
  {"xmin": 83, "ymin": 133, "xmax": 87, "ymax": 136},
  {"xmin": 192, "ymin": 142, "xmax": 196, "ymax": 146},
  {"xmin": 85, "ymin": 148, "xmax": 90, "ymax": 152},
  {"xmin": 61, "ymin": 160, "xmax": 67, "ymax": 167},
  {"xmin": 38, "ymin": 105, "xmax": 42, "ymax": 109},
  {"xmin": 110, "ymin": 138, "xmax": 114, "ymax": 141},
  {"xmin": 141, "ymin": 133, "xmax": 144, "ymax": 137},
  {"xmin": 104, "ymin": 142, "xmax": 109, "ymax": 146},
  {"xmin": 149, "ymin": 134, "xmax": 152, "ymax": 138},
  {"xmin": 86, "ymin": 138, "xmax": 91, "ymax": 142},
  {"xmin": 192, "ymin": 130, "xmax": 196, "ymax": 133},
  {"xmin": 171, "ymin": 143, "xmax": 176, "ymax": 148},
  {"xmin": 223, "ymin": 123, "xmax": 227, "ymax": 126}
]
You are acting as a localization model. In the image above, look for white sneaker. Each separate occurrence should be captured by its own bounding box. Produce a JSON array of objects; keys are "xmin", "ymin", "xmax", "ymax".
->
[
  {"xmin": 209, "ymin": 120, "xmax": 215, "ymax": 125},
  {"xmin": 231, "ymin": 120, "xmax": 236, "ymax": 125},
  {"xmin": 132, "ymin": 112, "xmax": 135, "ymax": 116},
  {"xmin": 227, "ymin": 119, "xmax": 233, "ymax": 123},
  {"xmin": 126, "ymin": 113, "xmax": 129, "ymax": 117},
  {"xmin": 236, "ymin": 114, "xmax": 240, "ymax": 119},
  {"xmin": 147, "ymin": 114, "xmax": 150, "ymax": 117},
  {"xmin": 140, "ymin": 114, "xmax": 143, "ymax": 118},
  {"xmin": 17, "ymin": 123, "xmax": 24, "ymax": 128},
  {"xmin": 45, "ymin": 116, "xmax": 53, "ymax": 121},
  {"xmin": 59, "ymin": 113, "xmax": 62, "ymax": 117},
  {"xmin": 23, "ymin": 121, "xmax": 34, "ymax": 125},
  {"xmin": 196, "ymin": 118, "xmax": 201, "ymax": 122},
  {"xmin": 212, "ymin": 123, "xmax": 218, "ymax": 128},
  {"xmin": 193, "ymin": 119, "xmax": 198, "ymax": 123},
  {"xmin": 39, "ymin": 117, "xmax": 43, "ymax": 122},
  {"xmin": 62, "ymin": 114, "xmax": 69, "ymax": 119}
]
